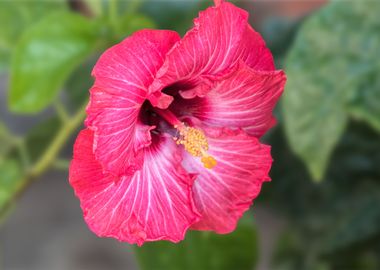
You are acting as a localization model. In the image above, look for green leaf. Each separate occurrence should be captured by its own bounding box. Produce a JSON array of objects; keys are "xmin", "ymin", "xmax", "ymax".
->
[
  {"xmin": 135, "ymin": 215, "xmax": 258, "ymax": 270},
  {"xmin": 117, "ymin": 13, "xmax": 156, "ymax": 38},
  {"xmin": 283, "ymin": 2, "xmax": 380, "ymax": 181},
  {"xmin": 0, "ymin": 122, "xmax": 15, "ymax": 162},
  {"xmin": 271, "ymin": 229, "xmax": 332, "ymax": 270},
  {"xmin": 349, "ymin": 70, "xmax": 380, "ymax": 132},
  {"xmin": 0, "ymin": 122, "xmax": 9, "ymax": 156},
  {"xmin": 265, "ymin": 122, "xmax": 380, "ymax": 267},
  {"xmin": 82, "ymin": 0, "xmax": 103, "ymax": 17},
  {"xmin": 261, "ymin": 18, "xmax": 301, "ymax": 68},
  {"xmin": 0, "ymin": 1, "xmax": 65, "ymax": 71},
  {"xmin": 24, "ymin": 117, "xmax": 61, "ymax": 163},
  {"xmin": 324, "ymin": 189, "xmax": 380, "ymax": 253},
  {"xmin": 0, "ymin": 117, "xmax": 61, "ymax": 218},
  {"xmin": 9, "ymin": 11, "xmax": 99, "ymax": 113},
  {"xmin": 0, "ymin": 159, "xmax": 23, "ymax": 216},
  {"xmin": 64, "ymin": 58, "xmax": 94, "ymax": 110},
  {"xmin": 141, "ymin": 0, "xmax": 209, "ymax": 35}
]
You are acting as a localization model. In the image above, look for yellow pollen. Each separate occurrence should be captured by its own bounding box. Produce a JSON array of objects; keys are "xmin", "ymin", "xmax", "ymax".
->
[
  {"xmin": 174, "ymin": 125, "xmax": 217, "ymax": 169},
  {"xmin": 201, "ymin": 155, "xmax": 217, "ymax": 169}
]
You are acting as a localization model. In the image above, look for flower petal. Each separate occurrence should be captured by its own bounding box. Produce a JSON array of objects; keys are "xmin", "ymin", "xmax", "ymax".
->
[
  {"xmin": 69, "ymin": 129, "xmax": 200, "ymax": 245},
  {"xmin": 86, "ymin": 30, "xmax": 180, "ymax": 176},
  {"xmin": 172, "ymin": 63, "xmax": 286, "ymax": 137},
  {"xmin": 150, "ymin": 2, "xmax": 275, "ymax": 96},
  {"xmin": 181, "ymin": 126, "xmax": 272, "ymax": 233}
]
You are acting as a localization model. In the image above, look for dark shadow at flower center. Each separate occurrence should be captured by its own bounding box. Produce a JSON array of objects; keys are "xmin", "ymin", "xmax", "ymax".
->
[
  {"xmin": 163, "ymin": 80, "xmax": 206, "ymax": 120},
  {"xmin": 162, "ymin": 80, "xmax": 197, "ymax": 97},
  {"xmin": 139, "ymin": 80, "xmax": 204, "ymax": 143}
]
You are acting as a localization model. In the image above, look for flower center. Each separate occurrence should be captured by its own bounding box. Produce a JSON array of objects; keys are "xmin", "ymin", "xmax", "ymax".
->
[
  {"xmin": 174, "ymin": 125, "xmax": 217, "ymax": 169},
  {"xmin": 153, "ymin": 108, "xmax": 217, "ymax": 169}
]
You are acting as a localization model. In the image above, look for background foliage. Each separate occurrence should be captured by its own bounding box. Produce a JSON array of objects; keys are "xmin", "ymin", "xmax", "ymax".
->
[{"xmin": 0, "ymin": 0, "xmax": 379, "ymax": 269}]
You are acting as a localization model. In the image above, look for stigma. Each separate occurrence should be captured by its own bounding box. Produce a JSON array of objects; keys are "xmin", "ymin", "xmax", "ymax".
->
[{"xmin": 174, "ymin": 125, "xmax": 217, "ymax": 169}]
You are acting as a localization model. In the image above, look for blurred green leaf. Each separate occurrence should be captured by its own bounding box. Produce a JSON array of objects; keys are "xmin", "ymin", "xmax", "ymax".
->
[
  {"xmin": 117, "ymin": 13, "xmax": 156, "ymax": 38},
  {"xmin": 331, "ymin": 251, "xmax": 379, "ymax": 270},
  {"xmin": 271, "ymin": 229, "xmax": 305, "ymax": 270},
  {"xmin": 64, "ymin": 58, "xmax": 95, "ymax": 110},
  {"xmin": 0, "ymin": 159, "xmax": 23, "ymax": 216},
  {"xmin": 283, "ymin": 2, "xmax": 380, "ymax": 181},
  {"xmin": 0, "ymin": 122, "xmax": 11, "ymax": 158},
  {"xmin": 266, "ymin": 121, "xmax": 380, "ymax": 267},
  {"xmin": 261, "ymin": 18, "xmax": 301, "ymax": 68},
  {"xmin": 9, "ymin": 11, "xmax": 99, "ymax": 113},
  {"xmin": 0, "ymin": 117, "xmax": 61, "ymax": 218},
  {"xmin": 24, "ymin": 117, "xmax": 61, "ymax": 163},
  {"xmin": 349, "ymin": 70, "xmax": 380, "ymax": 132},
  {"xmin": 83, "ymin": 0, "xmax": 103, "ymax": 17},
  {"xmin": 135, "ymin": 215, "xmax": 258, "ymax": 270},
  {"xmin": 324, "ymin": 189, "xmax": 380, "ymax": 253},
  {"xmin": 0, "ymin": 0, "xmax": 65, "ymax": 71},
  {"xmin": 141, "ymin": 0, "xmax": 209, "ymax": 35}
]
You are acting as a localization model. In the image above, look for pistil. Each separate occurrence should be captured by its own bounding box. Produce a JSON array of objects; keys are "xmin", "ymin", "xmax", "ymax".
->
[{"xmin": 153, "ymin": 108, "xmax": 183, "ymax": 127}]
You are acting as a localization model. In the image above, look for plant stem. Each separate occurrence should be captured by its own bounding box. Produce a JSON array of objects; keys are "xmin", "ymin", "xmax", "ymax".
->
[
  {"xmin": 30, "ymin": 101, "xmax": 87, "ymax": 178},
  {"xmin": 54, "ymin": 99, "xmax": 70, "ymax": 123},
  {"xmin": 0, "ymin": 101, "xmax": 87, "ymax": 218},
  {"xmin": 52, "ymin": 158, "xmax": 71, "ymax": 171}
]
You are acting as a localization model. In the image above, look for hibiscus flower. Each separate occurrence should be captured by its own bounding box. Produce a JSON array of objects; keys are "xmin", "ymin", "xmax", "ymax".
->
[{"xmin": 69, "ymin": 0, "xmax": 286, "ymax": 245}]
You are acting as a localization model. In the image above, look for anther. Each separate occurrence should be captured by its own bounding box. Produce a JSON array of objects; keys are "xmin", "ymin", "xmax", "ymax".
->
[{"xmin": 174, "ymin": 125, "xmax": 217, "ymax": 169}]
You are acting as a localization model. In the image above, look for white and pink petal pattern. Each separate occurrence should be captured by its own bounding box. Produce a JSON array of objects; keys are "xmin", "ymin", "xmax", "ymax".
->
[
  {"xmin": 181, "ymin": 126, "xmax": 272, "ymax": 233},
  {"xmin": 69, "ymin": 129, "xmax": 200, "ymax": 245},
  {"xmin": 150, "ymin": 1, "xmax": 275, "ymax": 97},
  {"xmin": 86, "ymin": 30, "xmax": 180, "ymax": 176},
  {"xmin": 172, "ymin": 63, "xmax": 286, "ymax": 137}
]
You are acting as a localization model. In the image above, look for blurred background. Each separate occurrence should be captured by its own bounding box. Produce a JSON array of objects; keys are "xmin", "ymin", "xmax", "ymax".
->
[{"xmin": 1, "ymin": 0, "xmax": 380, "ymax": 269}]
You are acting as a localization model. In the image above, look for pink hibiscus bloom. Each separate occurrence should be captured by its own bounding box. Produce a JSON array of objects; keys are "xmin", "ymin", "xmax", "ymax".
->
[{"xmin": 69, "ymin": 0, "xmax": 286, "ymax": 245}]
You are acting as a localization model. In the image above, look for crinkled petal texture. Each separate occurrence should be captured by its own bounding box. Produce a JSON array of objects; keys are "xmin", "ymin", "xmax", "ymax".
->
[
  {"xmin": 149, "ymin": 1, "xmax": 285, "ymax": 137},
  {"xmin": 181, "ymin": 125, "xmax": 272, "ymax": 233},
  {"xmin": 86, "ymin": 30, "xmax": 180, "ymax": 176},
  {"xmin": 69, "ymin": 129, "xmax": 200, "ymax": 245},
  {"xmin": 150, "ymin": 1, "xmax": 275, "ymax": 98},
  {"xmin": 171, "ymin": 63, "xmax": 286, "ymax": 137}
]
